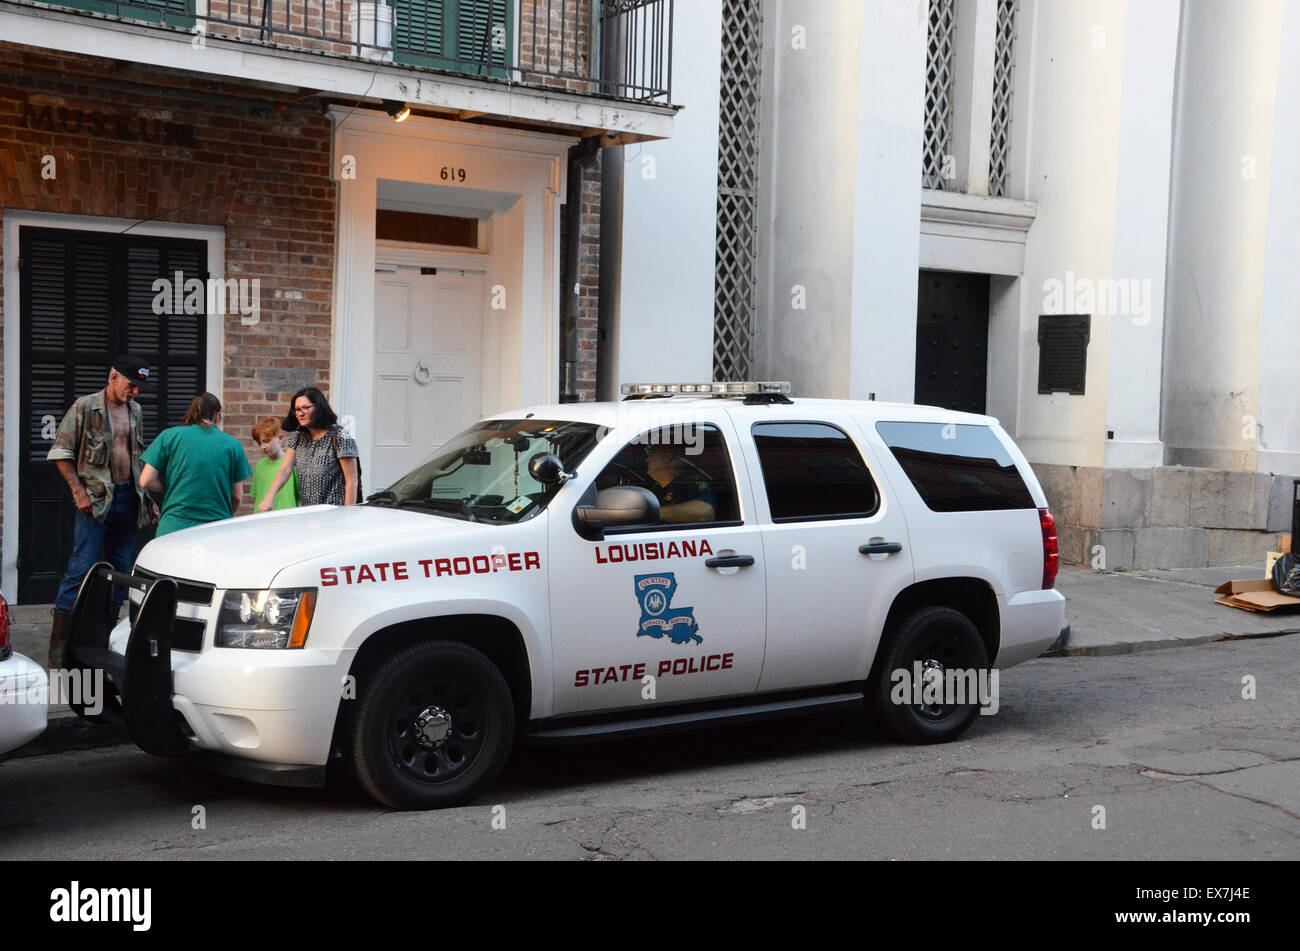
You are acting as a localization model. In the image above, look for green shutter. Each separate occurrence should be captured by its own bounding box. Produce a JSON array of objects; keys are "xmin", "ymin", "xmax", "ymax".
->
[
  {"xmin": 455, "ymin": 0, "xmax": 511, "ymax": 71},
  {"xmin": 49, "ymin": 0, "xmax": 193, "ymax": 29},
  {"xmin": 394, "ymin": 0, "xmax": 513, "ymax": 78},
  {"xmin": 393, "ymin": 0, "xmax": 449, "ymax": 60}
]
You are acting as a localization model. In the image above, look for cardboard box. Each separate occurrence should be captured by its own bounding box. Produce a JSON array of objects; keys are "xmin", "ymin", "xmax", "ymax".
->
[{"xmin": 1215, "ymin": 578, "xmax": 1300, "ymax": 613}]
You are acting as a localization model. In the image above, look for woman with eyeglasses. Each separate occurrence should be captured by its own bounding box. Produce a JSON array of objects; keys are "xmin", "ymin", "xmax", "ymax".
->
[{"xmin": 256, "ymin": 387, "xmax": 359, "ymax": 511}]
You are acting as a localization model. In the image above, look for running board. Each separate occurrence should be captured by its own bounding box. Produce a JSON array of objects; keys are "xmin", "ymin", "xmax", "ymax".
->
[{"xmin": 525, "ymin": 690, "xmax": 864, "ymax": 745}]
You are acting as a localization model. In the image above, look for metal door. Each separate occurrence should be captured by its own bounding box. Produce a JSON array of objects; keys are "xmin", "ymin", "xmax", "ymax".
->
[{"xmin": 914, "ymin": 270, "xmax": 990, "ymax": 414}]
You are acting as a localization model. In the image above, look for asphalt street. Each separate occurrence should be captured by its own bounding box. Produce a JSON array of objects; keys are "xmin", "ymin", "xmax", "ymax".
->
[{"xmin": 2, "ymin": 634, "xmax": 1297, "ymax": 860}]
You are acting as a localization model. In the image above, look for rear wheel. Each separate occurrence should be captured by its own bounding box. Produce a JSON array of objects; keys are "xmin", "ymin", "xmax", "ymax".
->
[
  {"xmin": 351, "ymin": 640, "xmax": 514, "ymax": 809},
  {"xmin": 870, "ymin": 606, "xmax": 989, "ymax": 744}
]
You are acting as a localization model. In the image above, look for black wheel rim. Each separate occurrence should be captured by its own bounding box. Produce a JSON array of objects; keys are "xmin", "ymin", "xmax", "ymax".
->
[
  {"xmin": 385, "ymin": 669, "xmax": 488, "ymax": 785},
  {"xmin": 910, "ymin": 626, "xmax": 982, "ymax": 722}
]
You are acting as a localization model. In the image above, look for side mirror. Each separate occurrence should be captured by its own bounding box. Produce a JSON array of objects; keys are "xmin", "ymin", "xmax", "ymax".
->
[
  {"xmin": 574, "ymin": 486, "xmax": 660, "ymax": 539},
  {"xmin": 527, "ymin": 452, "xmax": 570, "ymax": 485}
]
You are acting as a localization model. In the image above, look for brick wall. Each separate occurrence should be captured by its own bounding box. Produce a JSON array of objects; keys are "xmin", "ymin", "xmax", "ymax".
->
[
  {"xmin": 559, "ymin": 154, "xmax": 601, "ymax": 402},
  {"xmin": 519, "ymin": 0, "xmax": 595, "ymax": 93},
  {"xmin": 0, "ymin": 44, "xmax": 337, "ymax": 566}
]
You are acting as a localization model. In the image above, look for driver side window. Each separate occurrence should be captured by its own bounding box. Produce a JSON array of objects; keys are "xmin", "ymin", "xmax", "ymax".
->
[{"xmin": 595, "ymin": 423, "xmax": 740, "ymax": 527}]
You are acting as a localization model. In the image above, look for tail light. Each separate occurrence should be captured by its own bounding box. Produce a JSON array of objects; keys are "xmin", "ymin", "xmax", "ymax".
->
[
  {"xmin": 0, "ymin": 592, "xmax": 10, "ymax": 658},
  {"xmin": 1039, "ymin": 508, "xmax": 1059, "ymax": 589}
]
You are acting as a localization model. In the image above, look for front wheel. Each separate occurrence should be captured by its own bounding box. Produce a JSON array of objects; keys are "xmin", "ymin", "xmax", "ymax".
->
[
  {"xmin": 351, "ymin": 640, "xmax": 515, "ymax": 809},
  {"xmin": 870, "ymin": 606, "xmax": 990, "ymax": 744}
]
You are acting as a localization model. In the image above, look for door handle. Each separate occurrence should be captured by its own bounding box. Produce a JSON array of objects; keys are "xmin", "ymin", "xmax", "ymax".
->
[
  {"xmin": 859, "ymin": 541, "xmax": 903, "ymax": 555},
  {"xmin": 705, "ymin": 554, "xmax": 755, "ymax": 568}
]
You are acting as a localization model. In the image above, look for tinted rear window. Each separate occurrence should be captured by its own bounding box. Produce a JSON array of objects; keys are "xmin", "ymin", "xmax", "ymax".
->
[
  {"xmin": 752, "ymin": 422, "xmax": 879, "ymax": 521},
  {"xmin": 874, "ymin": 421, "xmax": 1035, "ymax": 512}
]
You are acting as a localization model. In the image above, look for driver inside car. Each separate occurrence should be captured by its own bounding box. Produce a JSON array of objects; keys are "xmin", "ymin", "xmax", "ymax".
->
[{"xmin": 643, "ymin": 442, "xmax": 716, "ymax": 524}]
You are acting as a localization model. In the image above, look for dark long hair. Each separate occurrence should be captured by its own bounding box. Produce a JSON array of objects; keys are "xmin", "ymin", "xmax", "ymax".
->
[
  {"xmin": 283, "ymin": 386, "xmax": 338, "ymax": 432},
  {"xmin": 180, "ymin": 392, "xmax": 221, "ymax": 427}
]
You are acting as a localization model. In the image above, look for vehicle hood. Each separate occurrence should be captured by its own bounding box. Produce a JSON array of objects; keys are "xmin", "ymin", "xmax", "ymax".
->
[{"xmin": 134, "ymin": 505, "xmax": 488, "ymax": 589}]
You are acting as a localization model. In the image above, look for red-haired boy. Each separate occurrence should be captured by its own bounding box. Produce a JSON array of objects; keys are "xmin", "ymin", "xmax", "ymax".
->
[{"xmin": 250, "ymin": 417, "xmax": 299, "ymax": 510}]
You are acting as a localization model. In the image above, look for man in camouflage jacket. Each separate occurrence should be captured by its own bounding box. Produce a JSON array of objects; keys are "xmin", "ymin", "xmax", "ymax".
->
[{"xmin": 45, "ymin": 355, "xmax": 154, "ymax": 668}]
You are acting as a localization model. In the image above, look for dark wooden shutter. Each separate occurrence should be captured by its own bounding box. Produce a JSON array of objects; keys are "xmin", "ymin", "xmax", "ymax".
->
[{"xmin": 18, "ymin": 227, "xmax": 207, "ymax": 603}]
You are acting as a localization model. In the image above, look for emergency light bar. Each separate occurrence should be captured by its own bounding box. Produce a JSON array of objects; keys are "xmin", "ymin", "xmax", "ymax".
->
[{"xmin": 619, "ymin": 381, "xmax": 792, "ymax": 397}]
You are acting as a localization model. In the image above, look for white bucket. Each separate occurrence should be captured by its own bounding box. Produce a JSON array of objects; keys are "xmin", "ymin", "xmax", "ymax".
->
[{"xmin": 348, "ymin": 2, "xmax": 395, "ymax": 62}]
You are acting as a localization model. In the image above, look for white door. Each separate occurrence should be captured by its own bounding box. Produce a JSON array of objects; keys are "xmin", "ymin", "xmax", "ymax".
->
[{"xmin": 372, "ymin": 264, "xmax": 484, "ymax": 489}]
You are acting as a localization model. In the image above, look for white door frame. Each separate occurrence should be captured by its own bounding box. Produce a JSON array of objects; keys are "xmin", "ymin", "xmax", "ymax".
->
[
  {"xmin": 330, "ymin": 108, "xmax": 574, "ymax": 488},
  {"xmin": 2, "ymin": 210, "xmax": 225, "ymax": 603}
]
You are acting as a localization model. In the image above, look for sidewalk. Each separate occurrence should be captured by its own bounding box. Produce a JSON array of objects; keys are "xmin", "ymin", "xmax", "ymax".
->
[
  {"xmin": 1053, "ymin": 563, "xmax": 1300, "ymax": 655},
  {"xmin": 5, "ymin": 564, "xmax": 1299, "ymax": 758}
]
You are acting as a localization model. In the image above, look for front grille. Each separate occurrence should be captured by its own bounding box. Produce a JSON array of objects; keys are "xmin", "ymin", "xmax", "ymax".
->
[
  {"xmin": 126, "ymin": 569, "xmax": 213, "ymax": 653},
  {"xmin": 134, "ymin": 567, "xmax": 215, "ymax": 606},
  {"xmin": 172, "ymin": 617, "xmax": 206, "ymax": 652},
  {"xmin": 124, "ymin": 603, "xmax": 207, "ymax": 653}
]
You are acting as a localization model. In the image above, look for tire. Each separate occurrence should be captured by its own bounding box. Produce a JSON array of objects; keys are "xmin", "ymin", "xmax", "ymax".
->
[
  {"xmin": 351, "ymin": 640, "xmax": 515, "ymax": 809},
  {"xmin": 870, "ymin": 606, "xmax": 990, "ymax": 744}
]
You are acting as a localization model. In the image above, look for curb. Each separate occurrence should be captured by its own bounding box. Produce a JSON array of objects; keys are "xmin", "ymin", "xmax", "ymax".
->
[{"xmin": 1054, "ymin": 627, "xmax": 1300, "ymax": 658}]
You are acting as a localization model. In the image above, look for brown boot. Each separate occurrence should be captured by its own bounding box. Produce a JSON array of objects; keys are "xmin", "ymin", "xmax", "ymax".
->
[{"xmin": 48, "ymin": 608, "xmax": 71, "ymax": 670}]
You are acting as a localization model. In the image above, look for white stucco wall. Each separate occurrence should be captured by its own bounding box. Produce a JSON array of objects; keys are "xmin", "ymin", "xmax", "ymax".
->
[
  {"xmin": 1015, "ymin": 0, "xmax": 1129, "ymax": 468},
  {"xmin": 1104, "ymin": 0, "xmax": 1179, "ymax": 470},
  {"xmin": 611, "ymin": 0, "xmax": 723, "ymax": 389}
]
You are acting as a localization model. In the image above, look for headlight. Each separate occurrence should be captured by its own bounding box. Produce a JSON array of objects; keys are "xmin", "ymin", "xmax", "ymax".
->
[{"xmin": 216, "ymin": 588, "xmax": 317, "ymax": 649}]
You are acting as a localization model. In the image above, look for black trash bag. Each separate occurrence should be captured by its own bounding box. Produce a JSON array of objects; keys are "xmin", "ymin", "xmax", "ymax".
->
[{"xmin": 1272, "ymin": 552, "xmax": 1300, "ymax": 596}]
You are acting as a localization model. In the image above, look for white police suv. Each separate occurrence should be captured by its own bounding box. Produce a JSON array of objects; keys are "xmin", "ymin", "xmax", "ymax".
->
[{"xmin": 64, "ymin": 382, "xmax": 1065, "ymax": 809}]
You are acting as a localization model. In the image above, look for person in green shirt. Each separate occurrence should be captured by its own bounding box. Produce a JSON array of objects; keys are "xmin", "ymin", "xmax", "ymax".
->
[
  {"xmin": 250, "ymin": 416, "xmax": 299, "ymax": 510},
  {"xmin": 139, "ymin": 393, "xmax": 253, "ymax": 537}
]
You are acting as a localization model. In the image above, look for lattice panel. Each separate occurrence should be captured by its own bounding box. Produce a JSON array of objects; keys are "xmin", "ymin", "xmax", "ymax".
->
[
  {"xmin": 922, "ymin": 0, "xmax": 956, "ymax": 190},
  {"xmin": 714, "ymin": 0, "xmax": 762, "ymax": 380},
  {"xmin": 989, "ymin": 0, "xmax": 1019, "ymax": 197}
]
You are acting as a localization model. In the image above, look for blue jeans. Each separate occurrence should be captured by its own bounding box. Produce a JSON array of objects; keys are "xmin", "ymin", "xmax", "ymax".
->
[{"xmin": 54, "ymin": 482, "xmax": 139, "ymax": 613}]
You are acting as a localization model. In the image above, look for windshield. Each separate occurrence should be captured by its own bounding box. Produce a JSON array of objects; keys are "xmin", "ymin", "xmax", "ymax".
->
[{"xmin": 370, "ymin": 419, "xmax": 603, "ymax": 523}]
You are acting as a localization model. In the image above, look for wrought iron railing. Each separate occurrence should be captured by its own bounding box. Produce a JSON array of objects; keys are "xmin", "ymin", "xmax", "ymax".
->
[{"xmin": 9, "ymin": 0, "xmax": 673, "ymax": 102}]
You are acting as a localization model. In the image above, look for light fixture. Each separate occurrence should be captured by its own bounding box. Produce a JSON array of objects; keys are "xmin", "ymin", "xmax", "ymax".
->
[{"xmin": 382, "ymin": 99, "xmax": 411, "ymax": 122}]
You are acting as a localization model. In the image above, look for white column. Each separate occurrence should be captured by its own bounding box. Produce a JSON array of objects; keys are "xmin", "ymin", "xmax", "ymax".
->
[
  {"xmin": 949, "ymin": 0, "xmax": 998, "ymax": 195},
  {"xmin": 1162, "ymin": 0, "xmax": 1285, "ymax": 470},
  {"xmin": 846, "ymin": 0, "xmax": 928, "ymax": 402},
  {"xmin": 1256, "ymin": 0, "xmax": 1300, "ymax": 475}
]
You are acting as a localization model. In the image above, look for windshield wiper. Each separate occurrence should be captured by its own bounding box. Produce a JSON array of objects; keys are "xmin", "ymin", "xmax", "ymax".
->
[{"xmin": 398, "ymin": 498, "xmax": 478, "ymax": 522}]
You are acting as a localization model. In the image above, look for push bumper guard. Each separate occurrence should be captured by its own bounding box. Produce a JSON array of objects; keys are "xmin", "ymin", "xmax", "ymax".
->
[
  {"xmin": 65, "ymin": 560, "xmax": 189, "ymax": 756},
  {"xmin": 66, "ymin": 561, "xmax": 328, "ymax": 786}
]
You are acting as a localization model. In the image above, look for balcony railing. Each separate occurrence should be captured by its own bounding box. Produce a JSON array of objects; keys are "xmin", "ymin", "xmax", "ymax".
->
[{"xmin": 10, "ymin": 0, "xmax": 673, "ymax": 102}]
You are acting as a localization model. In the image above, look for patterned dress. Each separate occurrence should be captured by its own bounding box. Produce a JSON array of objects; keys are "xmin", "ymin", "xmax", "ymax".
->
[{"xmin": 288, "ymin": 425, "xmax": 359, "ymax": 506}]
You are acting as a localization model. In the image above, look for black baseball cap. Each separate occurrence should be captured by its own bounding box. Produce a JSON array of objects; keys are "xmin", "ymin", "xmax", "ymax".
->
[{"xmin": 110, "ymin": 354, "xmax": 153, "ymax": 389}]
